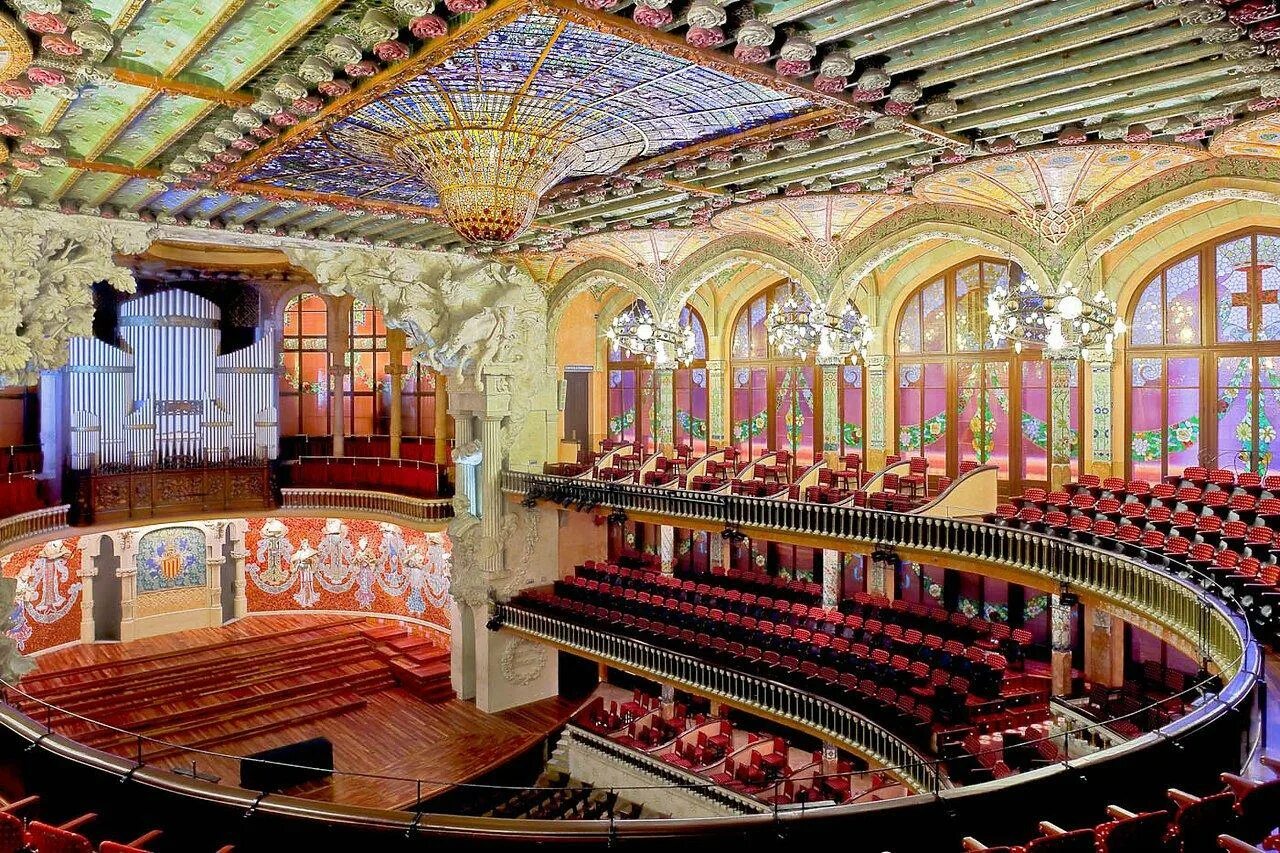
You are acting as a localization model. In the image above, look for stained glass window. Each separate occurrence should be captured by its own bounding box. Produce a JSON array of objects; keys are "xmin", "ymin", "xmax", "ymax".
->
[
  {"xmin": 895, "ymin": 259, "xmax": 1074, "ymax": 492},
  {"xmin": 280, "ymin": 293, "xmax": 330, "ymax": 437},
  {"xmin": 345, "ymin": 300, "xmax": 392, "ymax": 437},
  {"xmin": 1127, "ymin": 230, "xmax": 1280, "ymax": 477}
]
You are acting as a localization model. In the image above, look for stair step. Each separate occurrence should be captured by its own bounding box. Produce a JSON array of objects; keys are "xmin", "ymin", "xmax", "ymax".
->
[
  {"xmin": 385, "ymin": 635, "xmax": 437, "ymax": 654},
  {"xmin": 362, "ymin": 624, "xmax": 410, "ymax": 642}
]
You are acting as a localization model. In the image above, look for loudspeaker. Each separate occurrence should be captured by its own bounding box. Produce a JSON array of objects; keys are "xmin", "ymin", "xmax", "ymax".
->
[{"xmin": 240, "ymin": 736, "xmax": 334, "ymax": 792}]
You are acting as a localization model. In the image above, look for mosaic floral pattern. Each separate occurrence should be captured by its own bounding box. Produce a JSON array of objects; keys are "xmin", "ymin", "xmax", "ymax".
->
[
  {"xmin": 136, "ymin": 526, "xmax": 207, "ymax": 593},
  {"xmin": 711, "ymin": 193, "xmax": 912, "ymax": 246},
  {"xmin": 1209, "ymin": 111, "xmax": 1280, "ymax": 158},
  {"xmin": 244, "ymin": 517, "xmax": 450, "ymax": 627}
]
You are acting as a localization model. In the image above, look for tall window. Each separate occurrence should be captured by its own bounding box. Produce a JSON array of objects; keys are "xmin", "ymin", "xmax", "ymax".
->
[
  {"xmin": 894, "ymin": 259, "xmax": 1079, "ymax": 492},
  {"xmin": 606, "ymin": 301, "xmax": 708, "ymax": 453},
  {"xmin": 400, "ymin": 365, "xmax": 438, "ymax": 439},
  {"xmin": 1128, "ymin": 230, "xmax": 1280, "ymax": 479},
  {"xmin": 729, "ymin": 282, "xmax": 862, "ymax": 466},
  {"xmin": 344, "ymin": 300, "xmax": 392, "ymax": 436},
  {"xmin": 280, "ymin": 293, "xmax": 330, "ymax": 436}
]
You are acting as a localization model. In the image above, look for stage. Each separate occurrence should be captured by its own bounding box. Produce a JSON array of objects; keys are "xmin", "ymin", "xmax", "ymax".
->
[{"xmin": 20, "ymin": 615, "xmax": 579, "ymax": 810}]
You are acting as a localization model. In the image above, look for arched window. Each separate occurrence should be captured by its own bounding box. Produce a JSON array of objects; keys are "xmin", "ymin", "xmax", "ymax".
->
[
  {"xmin": 894, "ymin": 258, "xmax": 1079, "ymax": 493},
  {"xmin": 280, "ymin": 293, "xmax": 330, "ymax": 436},
  {"xmin": 606, "ymin": 300, "xmax": 709, "ymax": 454},
  {"xmin": 344, "ymin": 300, "xmax": 392, "ymax": 436},
  {"xmin": 1127, "ymin": 230, "xmax": 1280, "ymax": 479},
  {"xmin": 729, "ymin": 281, "xmax": 859, "ymax": 466}
]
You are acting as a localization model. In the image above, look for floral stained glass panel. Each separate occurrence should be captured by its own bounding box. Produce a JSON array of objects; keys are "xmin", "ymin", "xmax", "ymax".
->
[
  {"xmin": 1164, "ymin": 256, "xmax": 1201, "ymax": 346},
  {"xmin": 1216, "ymin": 237, "xmax": 1253, "ymax": 343}
]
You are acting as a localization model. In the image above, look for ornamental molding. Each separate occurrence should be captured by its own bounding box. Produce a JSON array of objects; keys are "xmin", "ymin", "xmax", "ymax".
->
[
  {"xmin": 0, "ymin": 13, "xmax": 32, "ymax": 83},
  {"xmin": 500, "ymin": 636, "xmax": 549, "ymax": 686},
  {"xmin": 663, "ymin": 233, "xmax": 822, "ymax": 320}
]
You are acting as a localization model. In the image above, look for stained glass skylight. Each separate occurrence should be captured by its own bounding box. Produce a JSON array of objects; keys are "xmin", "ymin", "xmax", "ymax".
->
[{"xmin": 237, "ymin": 11, "xmax": 813, "ymax": 241}]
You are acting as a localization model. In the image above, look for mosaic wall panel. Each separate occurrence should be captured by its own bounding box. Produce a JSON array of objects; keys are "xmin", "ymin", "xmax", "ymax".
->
[
  {"xmin": 244, "ymin": 517, "xmax": 451, "ymax": 629},
  {"xmin": 2, "ymin": 537, "xmax": 83, "ymax": 654},
  {"xmin": 136, "ymin": 526, "xmax": 207, "ymax": 593}
]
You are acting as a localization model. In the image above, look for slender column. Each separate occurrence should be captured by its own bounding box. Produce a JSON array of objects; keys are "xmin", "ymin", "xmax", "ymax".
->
[
  {"xmin": 479, "ymin": 415, "xmax": 505, "ymax": 526},
  {"xmin": 1050, "ymin": 358, "xmax": 1076, "ymax": 490},
  {"xmin": 821, "ymin": 548, "xmax": 842, "ymax": 610},
  {"xmin": 77, "ymin": 556, "xmax": 96, "ymax": 643},
  {"xmin": 659, "ymin": 525, "xmax": 675, "ymax": 575},
  {"xmin": 1050, "ymin": 594, "xmax": 1074, "ymax": 697},
  {"xmin": 454, "ymin": 413, "xmax": 475, "ymax": 514},
  {"xmin": 330, "ymin": 296, "xmax": 351, "ymax": 457},
  {"xmin": 434, "ymin": 373, "xmax": 449, "ymax": 465},
  {"xmin": 706, "ymin": 359, "xmax": 726, "ymax": 446},
  {"xmin": 820, "ymin": 742, "xmax": 839, "ymax": 777},
  {"xmin": 867, "ymin": 550, "xmax": 896, "ymax": 600},
  {"xmin": 655, "ymin": 365, "xmax": 675, "ymax": 453},
  {"xmin": 387, "ymin": 328, "xmax": 407, "ymax": 458},
  {"xmin": 232, "ymin": 544, "xmax": 248, "ymax": 619},
  {"xmin": 1088, "ymin": 351, "xmax": 1114, "ymax": 476},
  {"xmin": 819, "ymin": 359, "xmax": 842, "ymax": 463}
]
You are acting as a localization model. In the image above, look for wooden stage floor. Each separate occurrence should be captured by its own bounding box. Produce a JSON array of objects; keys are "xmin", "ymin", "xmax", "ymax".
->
[{"xmin": 27, "ymin": 615, "xmax": 580, "ymax": 811}]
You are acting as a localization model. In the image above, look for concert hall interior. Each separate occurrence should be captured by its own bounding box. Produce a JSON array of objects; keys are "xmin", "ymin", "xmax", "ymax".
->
[{"xmin": 2, "ymin": 0, "xmax": 1280, "ymax": 849}]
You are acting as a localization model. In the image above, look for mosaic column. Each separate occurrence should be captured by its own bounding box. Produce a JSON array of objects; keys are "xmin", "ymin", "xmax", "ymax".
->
[
  {"xmin": 867, "ymin": 551, "xmax": 896, "ymax": 600},
  {"xmin": 659, "ymin": 682, "xmax": 676, "ymax": 720},
  {"xmin": 709, "ymin": 531, "xmax": 725, "ymax": 572},
  {"xmin": 865, "ymin": 354, "xmax": 888, "ymax": 454},
  {"xmin": 1050, "ymin": 594, "xmax": 1074, "ymax": 697},
  {"xmin": 330, "ymin": 296, "xmax": 351, "ymax": 458},
  {"xmin": 1089, "ymin": 352, "xmax": 1114, "ymax": 474},
  {"xmin": 454, "ymin": 413, "xmax": 476, "ymax": 516},
  {"xmin": 655, "ymin": 365, "xmax": 675, "ymax": 452},
  {"xmin": 706, "ymin": 359, "xmax": 726, "ymax": 445},
  {"xmin": 659, "ymin": 525, "xmax": 675, "ymax": 575},
  {"xmin": 434, "ymin": 374, "xmax": 449, "ymax": 466},
  {"xmin": 1050, "ymin": 358, "xmax": 1076, "ymax": 490},
  {"xmin": 819, "ymin": 358, "xmax": 842, "ymax": 459},
  {"xmin": 821, "ymin": 549, "xmax": 842, "ymax": 610},
  {"xmin": 821, "ymin": 741, "xmax": 839, "ymax": 776}
]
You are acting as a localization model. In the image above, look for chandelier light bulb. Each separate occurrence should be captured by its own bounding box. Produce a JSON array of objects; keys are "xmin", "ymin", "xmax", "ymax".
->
[
  {"xmin": 636, "ymin": 323, "xmax": 653, "ymax": 340},
  {"xmin": 1057, "ymin": 294, "xmax": 1084, "ymax": 320}
]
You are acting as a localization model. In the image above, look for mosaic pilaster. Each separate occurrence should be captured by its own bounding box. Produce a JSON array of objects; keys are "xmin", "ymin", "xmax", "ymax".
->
[
  {"xmin": 866, "ymin": 354, "xmax": 888, "ymax": 452},
  {"xmin": 706, "ymin": 359, "xmax": 726, "ymax": 444},
  {"xmin": 655, "ymin": 366, "xmax": 674, "ymax": 450},
  {"xmin": 1089, "ymin": 354, "xmax": 1114, "ymax": 466},
  {"xmin": 1050, "ymin": 358, "xmax": 1075, "ymax": 489},
  {"xmin": 819, "ymin": 360, "xmax": 841, "ymax": 453}
]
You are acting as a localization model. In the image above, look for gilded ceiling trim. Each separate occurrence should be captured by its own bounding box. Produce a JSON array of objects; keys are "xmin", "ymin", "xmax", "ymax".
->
[{"xmin": 0, "ymin": 12, "xmax": 32, "ymax": 83}]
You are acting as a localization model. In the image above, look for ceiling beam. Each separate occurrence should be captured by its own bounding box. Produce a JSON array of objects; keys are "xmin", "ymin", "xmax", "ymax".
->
[{"xmin": 108, "ymin": 67, "xmax": 255, "ymax": 107}]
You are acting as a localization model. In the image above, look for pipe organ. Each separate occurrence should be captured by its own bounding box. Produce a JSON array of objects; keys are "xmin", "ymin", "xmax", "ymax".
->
[{"xmin": 67, "ymin": 290, "xmax": 279, "ymax": 469}]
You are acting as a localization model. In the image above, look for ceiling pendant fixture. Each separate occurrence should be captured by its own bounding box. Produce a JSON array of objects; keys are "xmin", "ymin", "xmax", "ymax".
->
[
  {"xmin": 987, "ymin": 268, "xmax": 1126, "ymax": 361},
  {"xmin": 765, "ymin": 282, "xmax": 872, "ymax": 363},
  {"xmin": 605, "ymin": 302, "xmax": 696, "ymax": 367}
]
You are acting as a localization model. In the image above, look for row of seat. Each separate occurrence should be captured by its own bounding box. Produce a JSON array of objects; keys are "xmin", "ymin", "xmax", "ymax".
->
[
  {"xmin": 0, "ymin": 794, "xmax": 232, "ymax": 853},
  {"xmin": 962, "ymin": 759, "xmax": 1280, "ymax": 853}
]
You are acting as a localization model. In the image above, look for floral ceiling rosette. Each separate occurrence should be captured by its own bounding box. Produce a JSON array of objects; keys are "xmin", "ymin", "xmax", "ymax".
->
[{"xmin": 235, "ymin": 11, "xmax": 813, "ymax": 245}]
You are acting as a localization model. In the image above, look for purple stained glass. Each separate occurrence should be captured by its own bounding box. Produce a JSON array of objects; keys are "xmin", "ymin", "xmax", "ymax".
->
[
  {"xmin": 1021, "ymin": 360, "xmax": 1049, "ymax": 484},
  {"xmin": 1258, "ymin": 235, "xmax": 1280, "ymax": 342},
  {"xmin": 1130, "ymin": 276, "xmax": 1165, "ymax": 346},
  {"xmin": 1165, "ymin": 256, "xmax": 1201, "ymax": 346},
  {"xmin": 1216, "ymin": 237, "xmax": 1253, "ymax": 343},
  {"xmin": 1218, "ymin": 356, "xmax": 1255, "ymax": 473},
  {"xmin": 775, "ymin": 366, "xmax": 816, "ymax": 465},
  {"xmin": 921, "ymin": 279, "xmax": 947, "ymax": 353},
  {"xmin": 1260, "ymin": 357, "xmax": 1280, "ymax": 475},
  {"xmin": 897, "ymin": 293, "xmax": 922, "ymax": 354},
  {"xmin": 953, "ymin": 263, "xmax": 984, "ymax": 351}
]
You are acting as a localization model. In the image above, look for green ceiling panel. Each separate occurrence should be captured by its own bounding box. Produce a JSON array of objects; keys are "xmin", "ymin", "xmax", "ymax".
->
[
  {"xmin": 62, "ymin": 171, "xmax": 131, "ymax": 205},
  {"xmin": 53, "ymin": 81, "xmax": 153, "ymax": 160},
  {"xmin": 116, "ymin": 0, "xmax": 246, "ymax": 76},
  {"xmin": 15, "ymin": 165, "xmax": 78, "ymax": 201},
  {"xmin": 8, "ymin": 87, "xmax": 68, "ymax": 134},
  {"xmin": 189, "ymin": 0, "xmax": 342, "ymax": 89},
  {"xmin": 99, "ymin": 93, "xmax": 210, "ymax": 166}
]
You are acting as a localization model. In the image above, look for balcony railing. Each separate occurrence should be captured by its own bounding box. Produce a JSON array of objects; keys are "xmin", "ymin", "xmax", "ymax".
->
[
  {"xmin": 496, "ymin": 602, "xmax": 944, "ymax": 795},
  {"xmin": 0, "ymin": 504, "xmax": 69, "ymax": 551},
  {"xmin": 503, "ymin": 471, "xmax": 1255, "ymax": 681},
  {"xmin": 280, "ymin": 487, "xmax": 453, "ymax": 523}
]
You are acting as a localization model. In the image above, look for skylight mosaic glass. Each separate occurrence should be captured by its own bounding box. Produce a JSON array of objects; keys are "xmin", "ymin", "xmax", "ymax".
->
[{"xmin": 240, "ymin": 11, "xmax": 813, "ymax": 239}]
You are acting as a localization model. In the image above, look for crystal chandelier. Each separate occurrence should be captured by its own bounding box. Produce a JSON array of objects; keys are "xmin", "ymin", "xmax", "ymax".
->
[
  {"xmin": 605, "ymin": 302, "xmax": 696, "ymax": 366},
  {"xmin": 765, "ymin": 283, "xmax": 872, "ymax": 363},
  {"xmin": 987, "ymin": 270, "xmax": 1126, "ymax": 360}
]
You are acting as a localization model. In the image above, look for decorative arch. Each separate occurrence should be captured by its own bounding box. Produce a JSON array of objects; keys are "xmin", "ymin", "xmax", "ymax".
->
[{"xmin": 545, "ymin": 257, "xmax": 658, "ymax": 348}]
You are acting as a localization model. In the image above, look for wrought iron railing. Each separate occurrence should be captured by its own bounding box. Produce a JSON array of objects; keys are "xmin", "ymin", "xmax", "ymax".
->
[
  {"xmin": 502, "ymin": 471, "xmax": 1252, "ymax": 680},
  {"xmin": 280, "ymin": 488, "xmax": 453, "ymax": 523},
  {"xmin": 497, "ymin": 602, "xmax": 946, "ymax": 795}
]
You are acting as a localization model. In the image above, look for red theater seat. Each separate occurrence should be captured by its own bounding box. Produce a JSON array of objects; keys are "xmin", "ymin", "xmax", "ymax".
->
[{"xmin": 28, "ymin": 814, "xmax": 96, "ymax": 853}]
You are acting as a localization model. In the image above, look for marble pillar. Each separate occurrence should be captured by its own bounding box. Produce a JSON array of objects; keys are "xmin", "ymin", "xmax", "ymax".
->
[
  {"xmin": 659, "ymin": 525, "xmax": 675, "ymax": 575},
  {"xmin": 1050, "ymin": 594, "xmax": 1074, "ymax": 697},
  {"xmin": 655, "ymin": 365, "xmax": 675, "ymax": 453},
  {"xmin": 706, "ymin": 359, "xmax": 726, "ymax": 446},
  {"xmin": 1085, "ymin": 606, "xmax": 1125, "ymax": 689},
  {"xmin": 822, "ymin": 549, "xmax": 842, "ymax": 610}
]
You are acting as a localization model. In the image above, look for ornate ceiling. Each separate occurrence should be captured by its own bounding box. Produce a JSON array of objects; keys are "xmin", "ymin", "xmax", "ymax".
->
[{"xmin": 0, "ymin": 0, "xmax": 1276, "ymax": 252}]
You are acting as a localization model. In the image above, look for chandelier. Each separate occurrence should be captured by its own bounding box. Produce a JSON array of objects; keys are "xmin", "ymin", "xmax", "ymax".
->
[
  {"xmin": 605, "ymin": 302, "xmax": 696, "ymax": 366},
  {"xmin": 987, "ymin": 271, "xmax": 1126, "ymax": 360},
  {"xmin": 765, "ymin": 284, "xmax": 872, "ymax": 363}
]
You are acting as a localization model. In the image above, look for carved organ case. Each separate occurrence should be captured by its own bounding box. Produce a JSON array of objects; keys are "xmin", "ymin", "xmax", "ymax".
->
[{"xmin": 67, "ymin": 290, "xmax": 279, "ymax": 468}]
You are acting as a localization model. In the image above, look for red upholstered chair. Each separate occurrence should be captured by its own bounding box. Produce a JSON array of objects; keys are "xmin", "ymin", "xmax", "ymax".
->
[
  {"xmin": 99, "ymin": 831, "xmax": 163, "ymax": 853},
  {"xmin": 0, "ymin": 796, "xmax": 38, "ymax": 853},
  {"xmin": 1216, "ymin": 838, "xmax": 1265, "ymax": 853},
  {"xmin": 28, "ymin": 814, "xmax": 96, "ymax": 853},
  {"xmin": 1094, "ymin": 807, "xmax": 1171, "ymax": 853}
]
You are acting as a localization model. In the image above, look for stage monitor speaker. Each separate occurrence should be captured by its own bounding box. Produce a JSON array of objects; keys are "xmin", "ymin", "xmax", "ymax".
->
[{"xmin": 240, "ymin": 736, "xmax": 334, "ymax": 792}]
